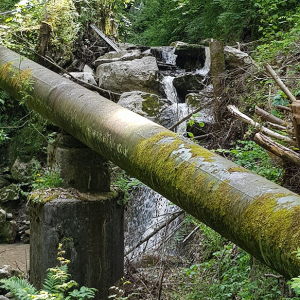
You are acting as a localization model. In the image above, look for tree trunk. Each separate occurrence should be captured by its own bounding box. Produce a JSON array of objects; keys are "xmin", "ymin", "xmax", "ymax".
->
[{"xmin": 210, "ymin": 39, "xmax": 226, "ymax": 124}]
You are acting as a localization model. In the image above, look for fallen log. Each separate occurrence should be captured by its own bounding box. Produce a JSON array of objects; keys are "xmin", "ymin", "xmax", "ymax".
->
[
  {"xmin": 263, "ymin": 62, "xmax": 296, "ymax": 103},
  {"xmin": 277, "ymin": 105, "xmax": 292, "ymax": 113},
  {"xmin": 254, "ymin": 133, "xmax": 300, "ymax": 166},
  {"xmin": 264, "ymin": 61, "xmax": 300, "ymax": 148},
  {"xmin": 255, "ymin": 106, "xmax": 285, "ymax": 126},
  {"xmin": 227, "ymin": 105, "xmax": 295, "ymax": 144}
]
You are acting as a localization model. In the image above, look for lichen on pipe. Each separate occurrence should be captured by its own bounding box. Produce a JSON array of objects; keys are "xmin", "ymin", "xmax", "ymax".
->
[{"xmin": 1, "ymin": 45, "xmax": 300, "ymax": 278}]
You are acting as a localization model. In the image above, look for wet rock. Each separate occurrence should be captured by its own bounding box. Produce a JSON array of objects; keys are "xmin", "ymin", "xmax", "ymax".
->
[
  {"xmin": 4, "ymin": 293, "xmax": 13, "ymax": 298},
  {"xmin": 94, "ymin": 49, "xmax": 143, "ymax": 67},
  {"xmin": 0, "ymin": 221, "xmax": 17, "ymax": 243},
  {"xmin": 185, "ymin": 86, "xmax": 214, "ymax": 108},
  {"xmin": 83, "ymin": 64, "xmax": 94, "ymax": 74},
  {"xmin": 0, "ymin": 265, "xmax": 11, "ymax": 279},
  {"xmin": 0, "ymin": 177, "xmax": 10, "ymax": 189},
  {"xmin": 173, "ymin": 73, "xmax": 205, "ymax": 102},
  {"xmin": 0, "ymin": 209, "xmax": 6, "ymax": 224},
  {"xmin": 0, "ymin": 184, "xmax": 20, "ymax": 205},
  {"xmin": 174, "ymin": 44, "xmax": 206, "ymax": 70},
  {"xmin": 151, "ymin": 46, "xmax": 177, "ymax": 65},
  {"xmin": 224, "ymin": 46, "xmax": 256, "ymax": 71},
  {"xmin": 5, "ymin": 214, "xmax": 12, "ymax": 220},
  {"xmin": 117, "ymin": 43, "xmax": 138, "ymax": 50},
  {"xmin": 10, "ymin": 158, "xmax": 40, "ymax": 183},
  {"xmin": 118, "ymin": 91, "xmax": 172, "ymax": 126},
  {"xmin": 67, "ymin": 72, "xmax": 97, "ymax": 86},
  {"xmin": 97, "ymin": 56, "xmax": 164, "ymax": 96}
]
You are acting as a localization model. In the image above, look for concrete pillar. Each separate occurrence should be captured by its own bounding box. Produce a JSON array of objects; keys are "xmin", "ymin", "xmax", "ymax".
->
[
  {"xmin": 29, "ymin": 133, "xmax": 124, "ymax": 299},
  {"xmin": 47, "ymin": 131, "xmax": 110, "ymax": 193}
]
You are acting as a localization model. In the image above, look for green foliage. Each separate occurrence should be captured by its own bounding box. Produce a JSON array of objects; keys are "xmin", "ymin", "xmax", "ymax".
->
[
  {"xmin": 112, "ymin": 170, "xmax": 141, "ymax": 205},
  {"xmin": 172, "ymin": 224, "xmax": 297, "ymax": 299},
  {"xmin": 216, "ymin": 140, "xmax": 283, "ymax": 183},
  {"xmin": 0, "ymin": 243, "xmax": 97, "ymax": 300},
  {"xmin": 288, "ymin": 249, "xmax": 300, "ymax": 296},
  {"xmin": 0, "ymin": 0, "xmax": 80, "ymax": 61},
  {"xmin": 272, "ymin": 91, "xmax": 289, "ymax": 107},
  {"xmin": 31, "ymin": 167, "xmax": 64, "ymax": 191},
  {"xmin": 109, "ymin": 279, "xmax": 137, "ymax": 300},
  {"xmin": 124, "ymin": 0, "xmax": 258, "ymax": 45},
  {"xmin": 0, "ymin": 0, "xmax": 20, "ymax": 12}
]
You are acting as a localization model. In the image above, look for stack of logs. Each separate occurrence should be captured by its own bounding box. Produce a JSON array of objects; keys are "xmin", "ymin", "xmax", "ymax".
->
[{"xmin": 228, "ymin": 62, "xmax": 300, "ymax": 167}]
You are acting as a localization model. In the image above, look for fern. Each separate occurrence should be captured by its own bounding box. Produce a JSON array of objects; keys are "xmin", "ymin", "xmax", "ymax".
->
[
  {"xmin": 0, "ymin": 277, "xmax": 38, "ymax": 300},
  {"xmin": 43, "ymin": 265, "xmax": 71, "ymax": 294}
]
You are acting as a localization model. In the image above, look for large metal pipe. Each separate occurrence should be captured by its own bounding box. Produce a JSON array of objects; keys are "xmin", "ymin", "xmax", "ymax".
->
[{"xmin": 1, "ymin": 45, "xmax": 300, "ymax": 278}]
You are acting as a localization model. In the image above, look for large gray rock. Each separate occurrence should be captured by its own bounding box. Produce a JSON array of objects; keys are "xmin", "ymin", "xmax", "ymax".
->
[
  {"xmin": 118, "ymin": 91, "xmax": 172, "ymax": 126},
  {"xmin": 94, "ymin": 49, "xmax": 143, "ymax": 67},
  {"xmin": 0, "ymin": 184, "xmax": 20, "ymax": 205},
  {"xmin": 185, "ymin": 86, "xmax": 214, "ymax": 109},
  {"xmin": 11, "ymin": 158, "xmax": 40, "ymax": 183},
  {"xmin": 0, "ymin": 265, "xmax": 11, "ymax": 279},
  {"xmin": 0, "ymin": 221, "xmax": 17, "ymax": 243},
  {"xmin": 96, "ymin": 56, "xmax": 164, "ymax": 95},
  {"xmin": 174, "ymin": 44, "xmax": 206, "ymax": 70},
  {"xmin": 173, "ymin": 73, "xmax": 205, "ymax": 102},
  {"xmin": 0, "ymin": 209, "xmax": 6, "ymax": 224},
  {"xmin": 224, "ymin": 46, "xmax": 256, "ymax": 70},
  {"xmin": 67, "ymin": 72, "xmax": 97, "ymax": 86}
]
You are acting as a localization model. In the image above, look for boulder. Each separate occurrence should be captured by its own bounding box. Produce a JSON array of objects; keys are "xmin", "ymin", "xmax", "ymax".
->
[
  {"xmin": 67, "ymin": 72, "xmax": 97, "ymax": 86},
  {"xmin": 224, "ymin": 46, "xmax": 256, "ymax": 70},
  {"xmin": 94, "ymin": 49, "xmax": 143, "ymax": 67},
  {"xmin": 10, "ymin": 158, "xmax": 40, "ymax": 183},
  {"xmin": 0, "ymin": 220, "xmax": 17, "ymax": 243},
  {"xmin": 185, "ymin": 86, "xmax": 214, "ymax": 108},
  {"xmin": 0, "ymin": 177, "xmax": 10, "ymax": 189},
  {"xmin": 0, "ymin": 184, "xmax": 20, "ymax": 205},
  {"xmin": 173, "ymin": 73, "xmax": 205, "ymax": 102},
  {"xmin": 97, "ymin": 56, "xmax": 164, "ymax": 96},
  {"xmin": 174, "ymin": 44, "xmax": 206, "ymax": 70},
  {"xmin": 0, "ymin": 209, "xmax": 6, "ymax": 224},
  {"xmin": 0, "ymin": 265, "xmax": 11, "ymax": 280},
  {"xmin": 118, "ymin": 91, "xmax": 172, "ymax": 126},
  {"xmin": 83, "ymin": 64, "xmax": 94, "ymax": 74}
]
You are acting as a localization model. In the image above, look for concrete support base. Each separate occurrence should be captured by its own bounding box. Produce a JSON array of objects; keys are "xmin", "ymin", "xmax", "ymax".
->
[{"xmin": 29, "ymin": 191, "xmax": 123, "ymax": 300}]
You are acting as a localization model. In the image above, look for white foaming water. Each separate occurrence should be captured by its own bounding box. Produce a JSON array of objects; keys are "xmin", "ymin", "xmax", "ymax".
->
[
  {"xmin": 161, "ymin": 46, "xmax": 177, "ymax": 65},
  {"xmin": 196, "ymin": 47, "xmax": 211, "ymax": 76},
  {"xmin": 162, "ymin": 76, "xmax": 189, "ymax": 134},
  {"xmin": 125, "ymin": 186, "xmax": 181, "ymax": 258},
  {"xmin": 162, "ymin": 76, "xmax": 178, "ymax": 103}
]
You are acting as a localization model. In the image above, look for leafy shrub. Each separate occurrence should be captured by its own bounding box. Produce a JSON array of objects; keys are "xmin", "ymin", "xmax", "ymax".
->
[
  {"xmin": 0, "ymin": 243, "xmax": 97, "ymax": 300},
  {"xmin": 216, "ymin": 140, "xmax": 283, "ymax": 183}
]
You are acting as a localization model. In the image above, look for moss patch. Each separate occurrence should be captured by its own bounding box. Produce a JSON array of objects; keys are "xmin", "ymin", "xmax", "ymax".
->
[{"xmin": 141, "ymin": 94, "xmax": 163, "ymax": 117}]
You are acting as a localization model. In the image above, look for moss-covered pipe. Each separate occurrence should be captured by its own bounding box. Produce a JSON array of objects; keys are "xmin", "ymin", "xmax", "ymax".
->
[{"xmin": 1, "ymin": 46, "xmax": 300, "ymax": 278}]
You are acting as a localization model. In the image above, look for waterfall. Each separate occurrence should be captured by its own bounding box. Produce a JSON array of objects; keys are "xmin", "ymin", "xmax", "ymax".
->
[
  {"xmin": 161, "ymin": 46, "xmax": 177, "ymax": 65},
  {"xmin": 125, "ymin": 185, "xmax": 181, "ymax": 259},
  {"xmin": 162, "ymin": 76, "xmax": 178, "ymax": 103},
  {"xmin": 162, "ymin": 75, "xmax": 189, "ymax": 134},
  {"xmin": 196, "ymin": 47, "xmax": 211, "ymax": 76}
]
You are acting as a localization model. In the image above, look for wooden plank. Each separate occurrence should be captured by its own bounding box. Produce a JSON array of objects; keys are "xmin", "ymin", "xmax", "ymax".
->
[{"xmin": 90, "ymin": 24, "xmax": 121, "ymax": 52}]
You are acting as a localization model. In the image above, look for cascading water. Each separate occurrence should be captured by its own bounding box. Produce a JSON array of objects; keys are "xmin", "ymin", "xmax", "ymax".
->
[
  {"xmin": 162, "ymin": 76, "xmax": 189, "ymax": 134},
  {"xmin": 161, "ymin": 46, "xmax": 177, "ymax": 65},
  {"xmin": 125, "ymin": 186, "xmax": 181, "ymax": 259},
  {"xmin": 125, "ymin": 46, "xmax": 211, "ymax": 261},
  {"xmin": 196, "ymin": 47, "xmax": 211, "ymax": 76}
]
